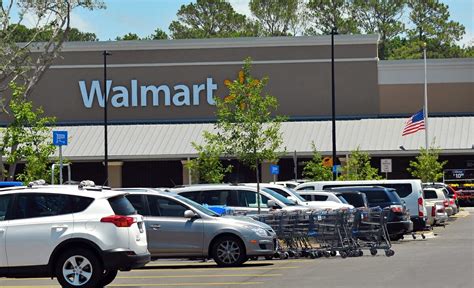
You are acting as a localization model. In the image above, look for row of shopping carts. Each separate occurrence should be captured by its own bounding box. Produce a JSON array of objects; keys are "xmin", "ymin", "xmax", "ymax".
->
[{"xmin": 249, "ymin": 208, "xmax": 395, "ymax": 259}]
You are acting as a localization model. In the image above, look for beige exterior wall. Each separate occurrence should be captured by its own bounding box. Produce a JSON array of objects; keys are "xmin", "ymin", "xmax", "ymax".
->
[
  {"xmin": 1, "ymin": 37, "xmax": 471, "ymax": 125},
  {"xmin": 379, "ymin": 83, "xmax": 474, "ymax": 115},
  {"xmin": 108, "ymin": 161, "xmax": 123, "ymax": 188},
  {"xmin": 0, "ymin": 36, "xmax": 380, "ymax": 124}
]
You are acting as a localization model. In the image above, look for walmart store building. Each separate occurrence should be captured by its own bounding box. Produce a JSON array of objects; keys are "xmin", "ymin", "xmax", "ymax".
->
[{"xmin": 1, "ymin": 35, "xmax": 472, "ymax": 187}]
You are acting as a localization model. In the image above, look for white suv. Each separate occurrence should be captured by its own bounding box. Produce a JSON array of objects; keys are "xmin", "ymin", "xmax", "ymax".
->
[{"xmin": 0, "ymin": 181, "xmax": 150, "ymax": 288}]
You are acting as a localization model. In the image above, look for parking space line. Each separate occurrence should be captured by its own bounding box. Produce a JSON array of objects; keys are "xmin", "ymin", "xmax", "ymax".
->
[
  {"xmin": 115, "ymin": 274, "xmax": 281, "ymax": 279},
  {"xmin": 0, "ymin": 282, "xmax": 265, "ymax": 287},
  {"xmin": 132, "ymin": 266, "xmax": 300, "ymax": 272}
]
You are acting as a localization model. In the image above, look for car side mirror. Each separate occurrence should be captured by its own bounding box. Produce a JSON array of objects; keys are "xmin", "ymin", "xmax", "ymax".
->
[
  {"xmin": 184, "ymin": 210, "xmax": 198, "ymax": 219},
  {"xmin": 267, "ymin": 200, "xmax": 279, "ymax": 209},
  {"xmin": 286, "ymin": 196, "xmax": 297, "ymax": 203}
]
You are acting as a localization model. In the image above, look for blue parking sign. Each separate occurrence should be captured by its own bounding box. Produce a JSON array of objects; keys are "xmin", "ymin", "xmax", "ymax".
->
[
  {"xmin": 270, "ymin": 164, "xmax": 279, "ymax": 175},
  {"xmin": 53, "ymin": 131, "xmax": 68, "ymax": 146}
]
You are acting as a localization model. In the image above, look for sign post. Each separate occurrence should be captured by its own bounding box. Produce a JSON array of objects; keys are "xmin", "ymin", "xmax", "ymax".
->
[
  {"xmin": 381, "ymin": 159, "xmax": 392, "ymax": 179},
  {"xmin": 53, "ymin": 131, "xmax": 68, "ymax": 184},
  {"xmin": 270, "ymin": 164, "xmax": 279, "ymax": 182}
]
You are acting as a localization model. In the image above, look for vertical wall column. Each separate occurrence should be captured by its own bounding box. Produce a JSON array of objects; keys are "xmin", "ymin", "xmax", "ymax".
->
[
  {"xmin": 181, "ymin": 159, "xmax": 193, "ymax": 185},
  {"xmin": 261, "ymin": 161, "xmax": 277, "ymax": 183},
  {"xmin": 108, "ymin": 161, "xmax": 123, "ymax": 188}
]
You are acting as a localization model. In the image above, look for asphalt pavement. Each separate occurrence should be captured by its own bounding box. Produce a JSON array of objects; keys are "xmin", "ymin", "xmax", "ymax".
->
[{"xmin": 1, "ymin": 207, "xmax": 473, "ymax": 288}]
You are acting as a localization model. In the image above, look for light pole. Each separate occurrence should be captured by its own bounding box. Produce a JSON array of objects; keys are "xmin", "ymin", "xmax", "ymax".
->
[
  {"xmin": 103, "ymin": 50, "xmax": 111, "ymax": 186},
  {"xmin": 331, "ymin": 27, "xmax": 338, "ymax": 180},
  {"xmin": 423, "ymin": 42, "xmax": 429, "ymax": 149}
]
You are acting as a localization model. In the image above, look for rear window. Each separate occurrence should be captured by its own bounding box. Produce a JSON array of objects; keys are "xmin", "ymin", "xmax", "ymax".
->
[
  {"xmin": 362, "ymin": 191, "xmax": 391, "ymax": 204},
  {"xmin": 181, "ymin": 191, "xmax": 201, "ymax": 203},
  {"xmin": 423, "ymin": 190, "xmax": 438, "ymax": 199},
  {"xmin": 338, "ymin": 194, "xmax": 365, "ymax": 208},
  {"xmin": 323, "ymin": 183, "xmax": 413, "ymax": 198},
  {"xmin": 71, "ymin": 196, "xmax": 94, "ymax": 213},
  {"xmin": 108, "ymin": 195, "xmax": 136, "ymax": 215},
  {"xmin": 312, "ymin": 195, "xmax": 329, "ymax": 201}
]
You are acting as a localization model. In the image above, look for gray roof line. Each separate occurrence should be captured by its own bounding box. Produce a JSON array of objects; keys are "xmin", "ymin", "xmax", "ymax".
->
[{"xmin": 27, "ymin": 34, "xmax": 380, "ymax": 52}]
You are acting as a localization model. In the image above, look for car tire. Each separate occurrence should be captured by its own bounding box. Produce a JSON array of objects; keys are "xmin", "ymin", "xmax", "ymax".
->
[
  {"xmin": 389, "ymin": 234, "xmax": 403, "ymax": 241},
  {"xmin": 55, "ymin": 248, "xmax": 103, "ymax": 288},
  {"xmin": 98, "ymin": 269, "xmax": 118, "ymax": 287},
  {"xmin": 212, "ymin": 236, "xmax": 247, "ymax": 267}
]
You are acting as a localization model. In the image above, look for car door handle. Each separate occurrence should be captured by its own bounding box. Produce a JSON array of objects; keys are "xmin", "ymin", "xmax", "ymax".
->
[
  {"xmin": 0, "ymin": 228, "xmax": 5, "ymax": 233},
  {"xmin": 150, "ymin": 224, "xmax": 161, "ymax": 230},
  {"xmin": 52, "ymin": 225, "xmax": 68, "ymax": 230}
]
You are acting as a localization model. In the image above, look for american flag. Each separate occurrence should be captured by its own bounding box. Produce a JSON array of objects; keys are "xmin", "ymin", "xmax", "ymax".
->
[{"xmin": 402, "ymin": 109, "xmax": 425, "ymax": 136}]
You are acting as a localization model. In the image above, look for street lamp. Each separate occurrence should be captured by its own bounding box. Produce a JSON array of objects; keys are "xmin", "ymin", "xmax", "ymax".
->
[
  {"xmin": 331, "ymin": 27, "xmax": 338, "ymax": 180},
  {"xmin": 103, "ymin": 50, "xmax": 111, "ymax": 186}
]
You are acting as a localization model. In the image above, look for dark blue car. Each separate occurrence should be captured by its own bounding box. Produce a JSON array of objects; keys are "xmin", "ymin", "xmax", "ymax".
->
[{"xmin": 330, "ymin": 186, "xmax": 413, "ymax": 240}]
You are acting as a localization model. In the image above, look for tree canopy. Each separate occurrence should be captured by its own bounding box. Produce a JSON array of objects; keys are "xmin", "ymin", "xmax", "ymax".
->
[{"xmin": 169, "ymin": 0, "xmax": 256, "ymax": 39}]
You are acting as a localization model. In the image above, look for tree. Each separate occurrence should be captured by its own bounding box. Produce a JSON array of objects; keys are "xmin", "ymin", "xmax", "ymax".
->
[
  {"xmin": 249, "ymin": 0, "xmax": 301, "ymax": 36},
  {"xmin": 353, "ymin": 0, "xmax": 406, "ymax": 60},
  {"xmin": 407, "ymin": 146, "xmax": 447, "ymax": 182},
  {"xmin": 306, "ymin": 0, "xmax": 359, "ymax": 35},
  {"xmin": 339, "ymin": 147, "xmax": 381, "ymax": 180},
  {"xmin": 302, "ymin": 143, "xmax": 333, "ymax": 181},
  {"xmin": 115, "ymin": 32, "xmax": 140, "ymax": 41},
  {"xmin": 390, "ymin": 0, "xmax": 465, "ymax": 59},
  {"xmin": 1, "ymin": 1, "xmax": 103, "ymax": 179},
  {"xmin": 148, "ymin": 28, "xmax": 169, "ymax": 40},
  {"xmin": 1, "ymin": 82, "xmax": 56, "ymax": 181},
  {"xmin": 185, "ymin": 132, "xmax": 232, "ymax": 184},
  {"xmin": 214, "ymin": 58, "xmax": 285, "ymax": 213},
  {"xmin": 169, "ymin": 0, "xmax": 255, "ymax": 39},
  {"xmin": 2, "ymin": 24, "xmax": 98, "ymax": 42},
  {"xmin": 0, "ymin": 0, "xmax": 105, "ymax": 99}
]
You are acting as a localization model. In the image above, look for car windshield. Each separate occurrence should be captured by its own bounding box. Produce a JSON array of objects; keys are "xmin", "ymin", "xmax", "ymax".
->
[
  {"xmin": 336, "ymin": 195, "xmax": 349, "ymax": 204},
  {"xmin": 286, "ymin": 188, "xmax": 307, "ymax": 202},
  {"xmin": 266, "ymin": 186, "xmax": 306, "ymax": 203},
  {"xmin": 261, "ymin": 188, "xmax": 297, "ymax": 206},
  {"xmin": 170, "ymin": 193, "xmax": 221, "ymax": 217}
]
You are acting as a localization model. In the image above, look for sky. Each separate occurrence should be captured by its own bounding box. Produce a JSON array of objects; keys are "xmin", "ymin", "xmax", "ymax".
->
[{"xmin": 31, "ymin": 0, "xmax": 474, "ymax": 46}]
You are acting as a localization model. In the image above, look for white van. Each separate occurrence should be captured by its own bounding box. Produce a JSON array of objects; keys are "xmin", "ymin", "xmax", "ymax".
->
[{"xmin": 295, "ymin": 180, "xmax": 427, "ymax": 231}]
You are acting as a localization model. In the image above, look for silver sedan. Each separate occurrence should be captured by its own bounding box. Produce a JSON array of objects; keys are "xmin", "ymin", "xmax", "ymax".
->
[{"xmin": 118, "ymin": 188, "xmax": 277, "ymax": 267}]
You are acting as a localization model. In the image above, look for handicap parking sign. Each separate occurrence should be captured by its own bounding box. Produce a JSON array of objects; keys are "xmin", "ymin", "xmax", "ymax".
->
[
  {"xmin": 270, "ymin": 164, "xmax": 279, "ymax": 175},
  {"xmin": 53, "ymin": 131, "xmax": 68, "ymax": 146}
]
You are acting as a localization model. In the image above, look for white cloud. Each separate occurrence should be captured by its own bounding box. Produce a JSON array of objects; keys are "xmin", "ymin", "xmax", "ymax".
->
[
  {"xmin": 70, "ymin": 11, "xmax": 95, "ymax": 33},
  {"xmin": 228, "ymin": 0, "xmax": 252, "ymax": 17},
  {"xmin": 458, "ymin": 29, "xmax": 474, "ymax": 47}
]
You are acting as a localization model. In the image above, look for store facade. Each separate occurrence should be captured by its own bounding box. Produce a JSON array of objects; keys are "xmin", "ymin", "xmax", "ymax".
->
[{"xmin": 1, "ymin": 35, "xmax": 472, "ymax": 187}]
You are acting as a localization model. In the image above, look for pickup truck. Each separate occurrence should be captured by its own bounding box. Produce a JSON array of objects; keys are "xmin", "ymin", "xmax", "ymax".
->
[
  {"xmin": 425, "ymin": 201, "xmax": 448, "ymax": 227},
  {"xmin": 423, "ymin": 188, "xmax": 454, "ymax": 216}
]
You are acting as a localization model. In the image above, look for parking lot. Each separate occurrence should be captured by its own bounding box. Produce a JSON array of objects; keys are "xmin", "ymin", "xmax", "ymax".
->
[{"xmin": 1, "ymin": 208, "xmax": 472, "ymax": 288}]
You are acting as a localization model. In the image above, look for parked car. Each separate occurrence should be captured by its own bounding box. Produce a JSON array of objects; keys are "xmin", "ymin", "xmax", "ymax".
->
[
  {"xmin": 171, "ymin": 184, "xmax": 310, "ymax": 214},
  {"xmin": 329, "ymin": 186, "xmax": 413, "ymax": 240},
  {"xmin": 245, "ymin": 184, "xmax": 353, "ymax": 210},
  {"xmin": 425, "ymin": 201, "xmax": 448, "ymax": 227},
  {"xmin": 296, "ymin": 190, "xmax": 348, "ymax": 204},
  {"xmin": 296, "ymin": 180, "xmax": 427, "ymax": 231},
  {"xmin": 269, "ymin": 181, "xmax": 299, "ymax": 189},
  {"xmin": 118, "ymin": 188, "xmax": 277, "ymax": 266},
  {"xmin": 0, "ymin": 180, "xmax": 150, "ymax": 288},
  {"xmin": 331, "ymin": 191, "xmax": 369, "ymax": 209},
  {"xmin": 423, "ymin": 183, "xmax": 458, "ymax": 214},
  {"xmin": 423, "ymin": 188, "xmax": 454, "ymax": 216}
]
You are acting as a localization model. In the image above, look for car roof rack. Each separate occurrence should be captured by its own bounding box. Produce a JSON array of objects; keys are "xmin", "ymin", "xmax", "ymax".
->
[{"xmin": 27, "ymin": 179, "xmax": 47, "ymax": 188}]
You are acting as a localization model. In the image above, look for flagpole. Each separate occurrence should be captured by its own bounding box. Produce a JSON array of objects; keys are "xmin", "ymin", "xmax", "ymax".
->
[{"xmin": 423, "ymin": 42, "xmax": 428, "ymax": 149}]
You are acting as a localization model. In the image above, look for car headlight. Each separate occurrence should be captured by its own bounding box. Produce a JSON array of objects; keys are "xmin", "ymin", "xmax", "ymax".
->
[{"xmin": 248, "ymin": 227, "xmax": 267, "ymax": 237}]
